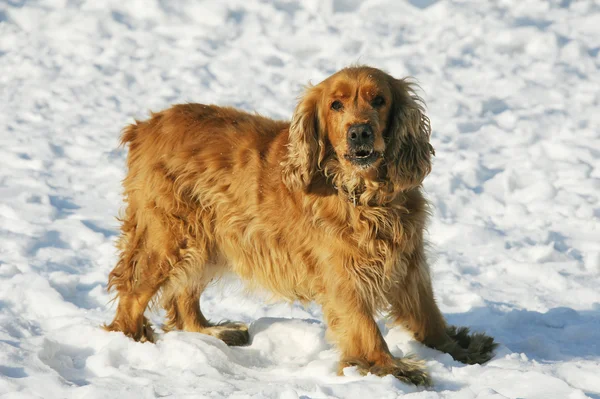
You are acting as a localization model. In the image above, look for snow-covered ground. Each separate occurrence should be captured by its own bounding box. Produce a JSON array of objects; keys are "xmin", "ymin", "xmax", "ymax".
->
[{"xmin": 1, "ymin": 0, "xmax": 599, "ymax": 397}]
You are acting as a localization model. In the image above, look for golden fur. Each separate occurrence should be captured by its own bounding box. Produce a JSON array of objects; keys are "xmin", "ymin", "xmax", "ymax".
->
[{"xmin": 104, "ymin": 66, "xmax": 496, "ymax": 385}]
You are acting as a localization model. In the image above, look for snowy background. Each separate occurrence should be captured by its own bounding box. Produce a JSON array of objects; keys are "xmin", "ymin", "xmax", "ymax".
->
[{"xmin": 1, "ymin": 0, "xmax": 599, "ymax": 398}]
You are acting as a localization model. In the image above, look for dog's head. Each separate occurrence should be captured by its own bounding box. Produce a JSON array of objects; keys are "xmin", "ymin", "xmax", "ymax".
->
[{"xmin": 282, "ymin": 66, "xmax": 434, "ymax": 205}]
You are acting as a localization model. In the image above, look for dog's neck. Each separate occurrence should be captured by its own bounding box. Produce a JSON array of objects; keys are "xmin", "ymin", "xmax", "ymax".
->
[
  {"xmin": 332, "ymin": 181, "xmax": 364, "ymax": 206},
  {"xmin": 308, "ymin": 169, "xmax": 417, "ymax": 210},
  {"xmin": 329, "ymin": 171, "xmax": 396, "ymax": 207},
  {"xmin": 324, "ymin": 160, "xmax": 394, "ymax": 206},
  {"xmin": 308, "ymin": 157, "xmax": 412, "ymax": 207}
]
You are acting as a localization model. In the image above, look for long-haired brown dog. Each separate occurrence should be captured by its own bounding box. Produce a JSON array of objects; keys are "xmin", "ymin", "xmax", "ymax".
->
[{"xmin": 105, "ymin": 66, "xmax": 496, "ymax": 385}]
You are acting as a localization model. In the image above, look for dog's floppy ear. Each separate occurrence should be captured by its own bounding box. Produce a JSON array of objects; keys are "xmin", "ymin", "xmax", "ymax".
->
[
  {"xmin": 282, "ymin": 85, "xmax": 326, "ymax": 191},
  {"xmin": 385, "ymin": 78, "xmax": 435, "ymax": 192}
]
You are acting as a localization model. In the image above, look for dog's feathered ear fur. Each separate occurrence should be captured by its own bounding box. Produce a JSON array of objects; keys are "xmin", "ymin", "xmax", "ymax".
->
[
  {"xmin": 282, "ymin": 85, "xmax": 326, "ymax": 191},
  {"xmin": 384, "ymin": 78, "xmax": 435, "ymax": 192}
]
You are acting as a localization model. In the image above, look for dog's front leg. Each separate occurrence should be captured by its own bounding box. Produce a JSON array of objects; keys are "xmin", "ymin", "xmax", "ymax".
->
[
  {"xmin": 387, "ymin": 251, "xmax": 497, "ymax": 365},
  {"xmin": 321, "ymin": 285, "xmax": 431, "ymax": 386}
]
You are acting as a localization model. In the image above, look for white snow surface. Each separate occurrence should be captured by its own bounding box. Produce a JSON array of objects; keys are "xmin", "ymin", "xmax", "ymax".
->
[{"xmin": 1, "ymin": 0, "xmax": 599, "ymax": 398}]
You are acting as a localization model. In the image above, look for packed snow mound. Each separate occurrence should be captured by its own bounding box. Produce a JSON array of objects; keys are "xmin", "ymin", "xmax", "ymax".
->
[{"xmin": 1, "ymin": 0, "xmax": 599, "ymax": 398}]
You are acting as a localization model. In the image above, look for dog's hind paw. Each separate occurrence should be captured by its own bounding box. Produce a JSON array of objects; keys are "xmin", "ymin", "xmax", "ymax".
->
[
  {"xmin": 208, "ymin": 322, "xmax": 250, "ymax": 346},
  {"xmin": 103, "ymin": 316, "xmax": 156, "ymax": 343}
]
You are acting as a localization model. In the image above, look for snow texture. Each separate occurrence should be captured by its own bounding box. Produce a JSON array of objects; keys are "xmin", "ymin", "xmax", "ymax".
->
[{"xmin": 1, "ymin": 0, "xmax": 599, "ymax": 398}]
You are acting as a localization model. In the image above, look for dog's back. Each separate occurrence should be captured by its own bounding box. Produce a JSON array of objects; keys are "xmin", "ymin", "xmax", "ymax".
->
[{"xmin": 106, "ymin": 104, "xmax": 309, "ymax": 343}]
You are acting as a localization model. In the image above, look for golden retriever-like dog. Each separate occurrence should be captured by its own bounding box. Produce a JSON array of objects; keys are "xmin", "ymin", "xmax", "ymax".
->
[{"xmin": 104, "ymin": 66, "xmax": 496, "ymax": 385}]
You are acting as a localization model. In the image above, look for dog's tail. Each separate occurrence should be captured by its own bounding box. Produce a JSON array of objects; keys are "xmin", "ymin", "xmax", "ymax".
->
[
  {"xmin": 120, "ymin": 122, "xmax": 139, "ymax": 147},
  {"xmin": 120, "ymin": 111, "xmax": 164, "ymax": 149}
]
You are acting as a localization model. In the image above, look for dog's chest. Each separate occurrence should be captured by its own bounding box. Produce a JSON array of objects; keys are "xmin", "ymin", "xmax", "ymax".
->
[{"xmin": 317, "ymin": 204, "xmax": 420, "ymax": 270}]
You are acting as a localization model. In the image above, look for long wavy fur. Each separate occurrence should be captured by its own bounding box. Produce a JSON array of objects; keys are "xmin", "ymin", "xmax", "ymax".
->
[{"xmin": 104, "ymin": 66, "xmax": 496, "ymax": 385}]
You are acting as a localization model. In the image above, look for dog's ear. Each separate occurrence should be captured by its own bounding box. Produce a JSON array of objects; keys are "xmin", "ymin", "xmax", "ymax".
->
[
  {"xmin": 384, "ymin": 78, "xmax": 435, "ymax": 192},
  {"xmin": 282, "ymin": 85, "xmax": 326, "ymax": 191}
]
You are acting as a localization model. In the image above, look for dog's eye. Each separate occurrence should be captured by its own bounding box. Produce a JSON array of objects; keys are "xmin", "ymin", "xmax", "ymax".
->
[
  {"xmin": 331, "ymin": 100, "xmax": 344, "ymax": 111},
  {"xmin": 371, "ymin": 96, "xmax": 385, "ymax": 108}
]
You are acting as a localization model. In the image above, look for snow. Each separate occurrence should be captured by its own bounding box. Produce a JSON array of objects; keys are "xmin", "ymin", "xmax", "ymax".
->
[{"xmin": 1, "ymin": 0, "xmax": 599, "ymax": 397}]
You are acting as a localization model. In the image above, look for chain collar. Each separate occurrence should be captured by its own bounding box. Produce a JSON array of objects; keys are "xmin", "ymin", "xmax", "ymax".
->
[{"xmin": 333, "ymin": 183, "xmax": 365, "ymax": 206}]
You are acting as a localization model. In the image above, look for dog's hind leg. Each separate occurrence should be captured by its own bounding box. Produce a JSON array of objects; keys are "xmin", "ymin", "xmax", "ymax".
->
[
  {"xmin": 104, "ymin": 227, "xmax": 169, "ymax": 343},
  {"xmin": 162, "ymin": 277, "xmax": 249, "ymax": 346},
  {"xmin": 161, "ymin": 247, "xmax": 249, "ymax": 346},
  {"xmin": 104, "ymin": 287, "xmax": 158, "ymax": 342}
]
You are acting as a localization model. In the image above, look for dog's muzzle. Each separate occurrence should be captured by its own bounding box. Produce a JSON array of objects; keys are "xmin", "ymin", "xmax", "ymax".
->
[{"xmin": 346, "ymin": 123, "xmax": 380, "ymax": 167}]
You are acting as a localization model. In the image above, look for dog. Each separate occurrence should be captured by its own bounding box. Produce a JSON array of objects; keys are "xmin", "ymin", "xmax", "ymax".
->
[{"xmin": 104, "ymin": 66, "xmax": 496, "ymax": 385}]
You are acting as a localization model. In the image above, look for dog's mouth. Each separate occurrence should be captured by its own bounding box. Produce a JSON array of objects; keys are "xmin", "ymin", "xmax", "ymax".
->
[{"xmin": 345, "ymin": 148, "xmax": 381, "ymax": 168}]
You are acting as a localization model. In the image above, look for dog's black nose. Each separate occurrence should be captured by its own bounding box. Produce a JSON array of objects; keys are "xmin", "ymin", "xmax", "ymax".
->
[{"xmin": 347, "ymin": 124, "xmax": 374, "ymax": 146}]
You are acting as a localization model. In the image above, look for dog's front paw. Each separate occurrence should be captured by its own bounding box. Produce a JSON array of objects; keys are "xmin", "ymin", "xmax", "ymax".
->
[
  {"xmin": 340, "ymin": 356, "xmax": 431, "ymax": 386},
  {"xmin": 446, "ymin": 326, "xmax": 497, "ymax": 364},
  {"xmin": 370, "ymin": 357, "xmax": 432, "ymax": 387}
]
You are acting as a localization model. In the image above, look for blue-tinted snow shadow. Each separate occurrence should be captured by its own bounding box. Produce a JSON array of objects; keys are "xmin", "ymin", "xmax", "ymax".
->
[
  {"xmin": 26, "ymin": 230, "xmax": 70, "ymax": 255},
  {"xmin": 49, "ymin": 195, "xmax": 80, "ymax": 219},
  {"xmin": 445, "ymin": 303, "xmax": 600, "ymax": 362},
  {"xmin": 81, "ymin": 220, "xmax": 118, "ymax": 238},
  {"xmin": 0, "ymin": 303, "xmax": 22, "ymax": 348},
  {"xmin": 407, "ymin": 0, "xmax": 439, "ymax": 9},
  {"xmin": 0, "ymin": 365, "xmax": 27, "ymax": 378},
  {"xmin": 49, "ymin": 280, "xmax": 106, "ymax": 310},
  {"xmin": 38, "ymin": 341, "xmax": 95, "ymax": 387}
]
